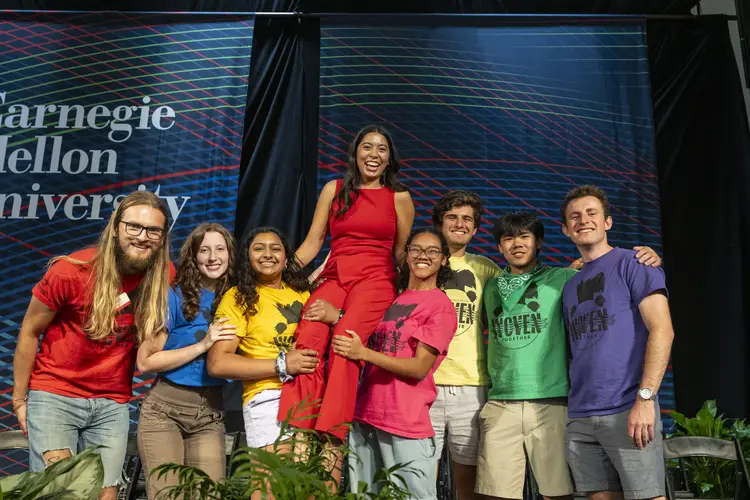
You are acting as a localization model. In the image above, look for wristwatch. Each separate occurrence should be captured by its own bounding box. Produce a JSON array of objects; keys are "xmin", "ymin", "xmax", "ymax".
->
[
  {"xmin": 637, "ymin": 388, "xmax": 656, "ymax": 401},
  {"xmin": 275, "ymin": 351, "xmax": 293, "ymax": 383},
  {"xmin": 332, "ymin": 309, "xmax": 345, "ymax": 326}
]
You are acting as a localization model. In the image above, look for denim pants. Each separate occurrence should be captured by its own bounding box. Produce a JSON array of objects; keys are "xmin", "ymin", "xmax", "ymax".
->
[
  {"xmin": 26, "ymin": 389, "xmax": 130, "ymax": 488},
  {"xmin": 348, "ymin": 421, "xmax": 438, "ymax": 500},
  {"xmin": 137, "ymin": 378, "xmax": 225, "ymax": 499}
]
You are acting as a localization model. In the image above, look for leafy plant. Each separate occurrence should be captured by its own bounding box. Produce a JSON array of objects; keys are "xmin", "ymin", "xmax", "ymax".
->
[
  {"xmin": 153, "ymin": 403, "xmax": 418, "ymax": 500},
  {"xmin": 0, "ymin": 447, "xmax": 104, "ymax": 500},
  {"xmin": 670, "ymin": 400, "xmax": 750, "ymax": 498}
]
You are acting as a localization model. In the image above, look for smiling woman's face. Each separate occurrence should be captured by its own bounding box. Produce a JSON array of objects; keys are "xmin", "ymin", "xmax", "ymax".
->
[{"xmin": 249, "ymin": 231, "xmax": 286, "ymax": 283}]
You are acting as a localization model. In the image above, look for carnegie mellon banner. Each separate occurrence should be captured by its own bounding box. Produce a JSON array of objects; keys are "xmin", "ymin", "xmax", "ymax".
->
[{"xmin": 0, "ymin": 11, "xmax": 253, "ymax": 441}]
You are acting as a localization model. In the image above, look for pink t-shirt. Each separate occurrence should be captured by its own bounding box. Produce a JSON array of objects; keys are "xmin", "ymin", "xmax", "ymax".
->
[{"xmin": 354, "ymin": 288, "xmax": 458, "ymax": 439}]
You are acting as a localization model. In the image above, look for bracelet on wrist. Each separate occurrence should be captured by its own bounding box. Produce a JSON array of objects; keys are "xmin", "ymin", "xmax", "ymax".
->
[{"xmin": 332, "ymin": 309, "xmax": 345, "ymax": 326}]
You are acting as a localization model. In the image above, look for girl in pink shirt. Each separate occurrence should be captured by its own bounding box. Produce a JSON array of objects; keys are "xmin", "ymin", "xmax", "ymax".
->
[{"xmin": 332, "ymin": 228, "xmax": 458, "ymax": 499}]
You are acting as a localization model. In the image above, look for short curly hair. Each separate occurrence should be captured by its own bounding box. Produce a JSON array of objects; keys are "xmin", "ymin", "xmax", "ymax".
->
[
  {"xmin": 431, "ymin": 190, "xmax": 483, "ymax": 230},
  {"xmin": 560, "ymin": 185, "xmax": 610, "ymax": 224}
]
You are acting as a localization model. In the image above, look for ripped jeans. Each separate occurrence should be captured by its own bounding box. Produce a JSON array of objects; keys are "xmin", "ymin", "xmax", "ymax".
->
[{"xmin": 26, "ymin": 389, "xmax": 130, "ymax": 488}]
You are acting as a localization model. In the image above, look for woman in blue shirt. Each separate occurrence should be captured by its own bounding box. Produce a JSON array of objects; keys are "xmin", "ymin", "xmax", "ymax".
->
[{"xmin": 136, "ymin": 223, "xmax": 237, "ymax": 499}]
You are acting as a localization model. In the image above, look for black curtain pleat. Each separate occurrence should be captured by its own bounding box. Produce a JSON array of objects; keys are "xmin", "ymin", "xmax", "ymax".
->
[
  {"xmin": 225, "ymin": 0, "xmax": 321, "ymax": 428},
  {"xmin": 234, "ymin": 1, "xmax": 320, "ymax": 249},
  {"xmin": 648, "ymin": 17, "xmax": 750, "ymax": 419}
]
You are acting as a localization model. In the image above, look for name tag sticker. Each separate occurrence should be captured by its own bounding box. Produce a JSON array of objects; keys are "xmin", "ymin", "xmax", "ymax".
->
[{"xmin": 116, "ymin": 293, "xmax": 131, "ymax": 312}]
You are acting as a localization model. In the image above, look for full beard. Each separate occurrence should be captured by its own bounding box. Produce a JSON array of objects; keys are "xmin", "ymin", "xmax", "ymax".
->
[{"xmin": 116, "ymin": 243, "xmax": 158, "ymax": 275}]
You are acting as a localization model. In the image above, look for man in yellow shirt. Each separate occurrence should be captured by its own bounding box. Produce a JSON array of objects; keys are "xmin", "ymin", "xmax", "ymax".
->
[{"xmin": 430, "ymin": 191, "xmax": 500, "ymax": 500}]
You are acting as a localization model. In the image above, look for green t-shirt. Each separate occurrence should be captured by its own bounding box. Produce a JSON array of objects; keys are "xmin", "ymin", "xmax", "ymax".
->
[{"xmin": 483, "ymin": 264, "xmax": 577, "ymax": 401}]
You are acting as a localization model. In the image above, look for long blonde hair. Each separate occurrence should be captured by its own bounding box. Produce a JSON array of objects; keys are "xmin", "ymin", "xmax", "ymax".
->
[{"xmin": 51, "ymin": 191, "xmax": 172, "ymax": 344}]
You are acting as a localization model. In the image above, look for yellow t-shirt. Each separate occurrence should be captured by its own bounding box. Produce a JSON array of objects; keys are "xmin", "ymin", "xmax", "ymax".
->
[
  {"xmin": 435, "ymin": 252, "xmax": 501, "ymax": 386},
  {"xmin": 215, "ymin": 285, "xmax": 310, "ymax": 405}
]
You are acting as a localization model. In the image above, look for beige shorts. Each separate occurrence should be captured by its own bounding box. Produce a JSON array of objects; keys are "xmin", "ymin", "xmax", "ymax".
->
[
  {"xmin": 429, "ymin": 385, "xmax": 487, "ymax": 466},
  {"xmin": 476, "ymin": 399, "xmax": 573, "ymax": 499}
]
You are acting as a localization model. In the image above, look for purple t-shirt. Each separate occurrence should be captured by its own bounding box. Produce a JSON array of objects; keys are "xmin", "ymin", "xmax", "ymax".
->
[{"xmin": 562, "ymin": 247, "xmax": 667, "ymax": 418}]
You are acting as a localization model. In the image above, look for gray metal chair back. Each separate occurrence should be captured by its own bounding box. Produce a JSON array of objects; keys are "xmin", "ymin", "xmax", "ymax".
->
[{"xmin": 664, "ymin": 436, "xmax": 749, "ymax": 500}]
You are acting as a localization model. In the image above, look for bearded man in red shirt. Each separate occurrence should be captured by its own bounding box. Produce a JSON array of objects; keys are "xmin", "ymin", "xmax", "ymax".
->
[{"xmin": 12, "ymin": 190, "xmax": 175, "ymax": 500}]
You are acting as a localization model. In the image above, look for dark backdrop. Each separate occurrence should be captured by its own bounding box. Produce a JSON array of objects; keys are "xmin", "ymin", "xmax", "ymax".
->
[
  {"xmin": 648, "ymin": 17, "xmax": 750, "ymax": 420},
  {"xmin": 244, "ymin": 3, "xmax": 750, "ymax": 420},
  {"xmin": 2, "ymin": 0, "xmax": 748, "ymax": 422}
]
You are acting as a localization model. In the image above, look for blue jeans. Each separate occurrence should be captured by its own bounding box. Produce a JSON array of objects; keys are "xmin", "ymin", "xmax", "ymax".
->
[
  {"xmin": 26, "ymin": 390, "xmax": 130, "ymax": 488},
  {"xmin": 348, "ymin": 421, "xmax": 438, "ymax": 500}
]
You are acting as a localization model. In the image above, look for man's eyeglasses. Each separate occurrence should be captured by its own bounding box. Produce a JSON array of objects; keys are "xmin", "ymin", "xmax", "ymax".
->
[
  {"xmin": 407, "ymin": 246, "xmax": 442, "ymax": 260},
  {"xmin": 120, "ymin": 221, "xmax": 164, "ymax": 241}
]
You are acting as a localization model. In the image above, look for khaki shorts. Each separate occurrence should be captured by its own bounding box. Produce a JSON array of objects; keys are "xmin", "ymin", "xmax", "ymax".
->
[{"xmin": 476, "ymin": 399, "xmax": 573, "ymax": 499}]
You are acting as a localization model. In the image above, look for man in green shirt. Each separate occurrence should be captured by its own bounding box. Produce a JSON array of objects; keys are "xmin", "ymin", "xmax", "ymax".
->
[{"xmin": 476, "ymin": 212, "xmax": 660, "ymax": 500}]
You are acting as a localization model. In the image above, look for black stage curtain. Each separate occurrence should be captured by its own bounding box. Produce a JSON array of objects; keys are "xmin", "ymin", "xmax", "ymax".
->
[
  {"xmin": 234, "ymin": 1, "xmax": 320, "ymax": 248},
  {"xmin": 225, "ymin": 0, "xmax": 321, "ymax": 426},
  {"xmin": 649, "ymin": 17, "xmax": 750, "ymax": 419},
  {"xmin": 303, "ymin": 0, "xmax": 698, "ymax": 14}
]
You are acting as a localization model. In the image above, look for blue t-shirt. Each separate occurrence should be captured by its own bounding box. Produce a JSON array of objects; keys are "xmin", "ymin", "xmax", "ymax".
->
[
  {"xmin": 562, "ymin": 247, "xmax": 667, "ymax": 418},
  {"xmin": 162, "ymin": 287, "xmax": 225, "ymax": 387}
]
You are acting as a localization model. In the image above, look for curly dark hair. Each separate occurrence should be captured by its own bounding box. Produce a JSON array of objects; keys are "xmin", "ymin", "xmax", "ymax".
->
[
  {"xmin": 333, "ymin": 124, "xmax": 407, "ymax": 219},
  {"xmin": 396, "ymin": 227, "xmax": 454, "ymax": 292},
  {"xmin": 234, "ymin": 226, "xmax": 311, "ymax": 319},
  {"xmin": 174, "ymin": 223, "xmax": 237, "ymax": 322},
  {"xmin": 431, "ymin": 190, "xmax": 483, "ymax": 231}
]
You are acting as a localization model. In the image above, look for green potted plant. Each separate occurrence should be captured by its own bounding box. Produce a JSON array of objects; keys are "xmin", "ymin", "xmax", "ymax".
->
[
  {"xmin": 669, "ymin": 400, "xmax": 750, "ymax": 499},
  {"xmin": 153, "ymin": 414, "xmax": 417, "ymax": 499},
  {"xmin": 0, "ymin": 447, "xmax": 104, "ymax": 499}
]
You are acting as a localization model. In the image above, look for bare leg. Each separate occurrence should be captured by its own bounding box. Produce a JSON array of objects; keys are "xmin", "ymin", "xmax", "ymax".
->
[
  {"xmin": 43, "ymin": 448, "xmax": 119, "ymax": 500},
  {"xmin": 42, "ymin": 448, "xmax": 73, "ymax": 466},
  {"xmin": 250, "ymin": 441, "xmax": 294, "ymax": 500},
  {"xmin": 322, "ymin": 441, "xmax": 344, "ymax": 492},
  {"xmin": 98, "ymin": 487, "xmax": 117, "ymax": 500},
  {"xmin": 289, "ymin": 431, "xmax": 310, "ymax": 463},
  {"xmin": 590, "ymin": 492, "xmax": 625, "ymax": 500},
  {"xmin": 452, "ymin": 461, "xmax": 480, "ymax": 500}
]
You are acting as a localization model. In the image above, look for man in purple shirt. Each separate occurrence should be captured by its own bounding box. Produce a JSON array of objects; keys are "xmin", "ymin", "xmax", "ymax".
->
[{"xmin": 560, "ymin": 185, "xmax": 674, "ymax": 500}]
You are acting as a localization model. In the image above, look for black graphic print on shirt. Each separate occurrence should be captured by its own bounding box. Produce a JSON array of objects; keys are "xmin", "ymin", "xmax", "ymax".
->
[
  {"xmin": 490, "ymin": 282, "xmax": 548, "ymax": 349},
  {"xmin": 443, "ymin": 268, "xmax": 478, "ymax": 337},
  {"xmin": 370, "ymin": 303, "xmax": 418, "ymax": 354},
  {"xmin": 569, "ymin": 272, "xmax": 615, "ymax": 344},
  {"xmin": 273, "ymin": 300, "xmax": 304, "ymax": 351}
]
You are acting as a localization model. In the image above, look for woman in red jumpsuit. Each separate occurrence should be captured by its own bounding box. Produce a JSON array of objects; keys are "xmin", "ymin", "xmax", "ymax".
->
[{"xmin": 278, "ymin": 125, "xmax": 414, "ymax": 477}]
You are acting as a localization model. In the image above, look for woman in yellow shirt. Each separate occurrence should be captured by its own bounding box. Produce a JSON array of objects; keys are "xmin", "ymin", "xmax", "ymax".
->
[{"xmin": 207, "ymin": 227, "xmax": 320, "ymax": 450}]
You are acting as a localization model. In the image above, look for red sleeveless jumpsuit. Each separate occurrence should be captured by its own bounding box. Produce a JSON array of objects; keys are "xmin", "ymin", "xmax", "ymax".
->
[{"xmin": 278, "ymin": 180, "xmax": 398, "ymax": 440}]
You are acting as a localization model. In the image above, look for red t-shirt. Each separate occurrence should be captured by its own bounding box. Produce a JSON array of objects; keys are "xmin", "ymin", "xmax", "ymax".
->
[{"xmin": 30, "ymin": 247, "xmax": 174, "ymax": 403}]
